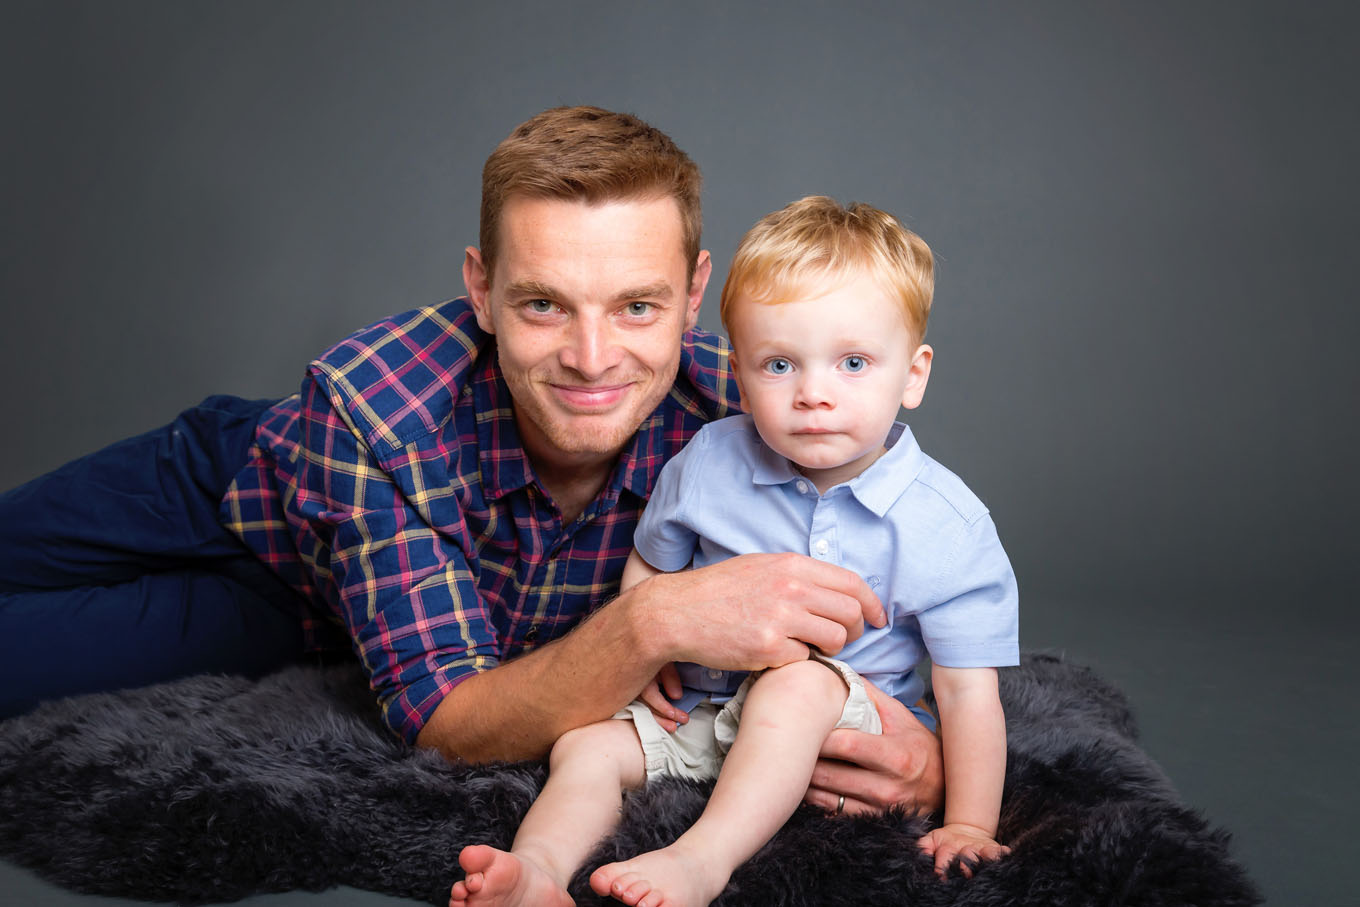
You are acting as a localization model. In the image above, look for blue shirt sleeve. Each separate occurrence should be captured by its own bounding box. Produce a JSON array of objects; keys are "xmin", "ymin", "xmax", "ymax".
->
[
  {"xmin": 916, "ymin": 512, "xmax": 1020, "ymax": 668},
  {"xmin": 632, "ymin": 429, "xmax": 707, "ymax": 572}
]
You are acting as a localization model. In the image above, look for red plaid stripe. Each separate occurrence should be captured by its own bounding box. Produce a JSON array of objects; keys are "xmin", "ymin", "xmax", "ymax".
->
[{"xmin": 221, "ymin": 299, "xmax": 738, "ymax": 743}]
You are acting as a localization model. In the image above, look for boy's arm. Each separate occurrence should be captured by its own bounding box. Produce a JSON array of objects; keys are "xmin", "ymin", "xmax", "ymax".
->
[
  {"xmin": 920, "ymin": 665, "xmax": 1011, "ymax": 878},
  {"xmin": 621, "ymin": 549, "xmax": 689, "ymax": 731},
  {"xmin": 621, "ymin": 547, "xmax": 663, "ymax": 591}
]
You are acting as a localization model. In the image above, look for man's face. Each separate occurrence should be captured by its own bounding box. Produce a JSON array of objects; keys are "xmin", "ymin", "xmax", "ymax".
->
[
  {"xmin": 728, "ymin": 269, "xmax": 932, "ymax": 493},
  {"xmin": 464, "ymin": 195, "xmax": 710, "ymax": 474}
]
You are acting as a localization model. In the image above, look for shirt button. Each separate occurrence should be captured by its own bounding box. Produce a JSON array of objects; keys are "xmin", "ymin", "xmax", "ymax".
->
[
  {"xmin": 814, "ymin": 539, "xmax": 830, "ymax": 556},
  {"xmin": 796, "ymin": 480, "xmax": 810, "ymax": 494},
  {"xmin": 524, "ymin": 624, "xmax": 540, "ymax": 643},
  {"xmin": 707, "ymin": 668, "xmax": 724, "ymax": 680}
]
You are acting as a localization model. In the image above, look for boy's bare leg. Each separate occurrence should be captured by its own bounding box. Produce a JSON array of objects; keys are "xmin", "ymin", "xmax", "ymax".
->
[
  {"xmin": 450, "ymin": 719, "xmax": 646, "ymax": 907},
  {"xmin": 590, "ymin": 660, "xmax": 847, "ymax": 907}
]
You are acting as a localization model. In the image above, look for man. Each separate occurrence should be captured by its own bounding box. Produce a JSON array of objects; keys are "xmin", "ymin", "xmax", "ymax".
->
[{"xmin": 0, "ymin": 106, "xmax": 941, "ymax": 816}]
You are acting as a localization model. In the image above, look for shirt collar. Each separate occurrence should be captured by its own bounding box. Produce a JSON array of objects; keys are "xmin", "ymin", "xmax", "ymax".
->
[
  {"xmin": 472, "ymin": 354, "xmax": 534, "ymax": 499},
  {"xmin": 848, "ymin": 422, "xmax": 926, "ymax": 516},
  {"xmin": 751, "ymin": 421, "xmax": 925, "ymax": 517},
  {"xmin": 616, "ymin": 374, "xmax": 718, "ymax": 501}
]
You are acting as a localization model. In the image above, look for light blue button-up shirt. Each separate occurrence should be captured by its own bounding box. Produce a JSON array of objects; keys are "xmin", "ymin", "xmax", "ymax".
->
[{"xmin": 634, "ymin": 414, "xmax": 1019, "ymax": 713}]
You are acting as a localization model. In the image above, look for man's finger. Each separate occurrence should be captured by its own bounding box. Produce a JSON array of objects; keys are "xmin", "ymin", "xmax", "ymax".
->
[
  {"xmin": 802, "ymin": 786, "xmax": 871, "ymax": 817},
  {"xmin": 658, "ymin": 662, "xmax": 683, "ymax": 700},
  {"xmin": 809, "ymin": 753, "xmax": 902, "ymax": 810},
  {"xmin": 638, "ymin": 682, "xmax": 686, "ymax": 725},
  {"xmin": 798, "ymin": 562, "xmax": 885, "ymax": 633},
  {"xmin": 786, "ymin": 610, "xmax": 854, "ymax": 658},
  {"xmin": 812, "ymin": 681, "xmax": 943, "ymax": 814}
]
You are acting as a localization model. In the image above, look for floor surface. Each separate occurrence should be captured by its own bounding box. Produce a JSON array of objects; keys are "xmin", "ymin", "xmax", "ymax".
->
[{"xmin": 2, "ymin": 588, "xmax": 1353, "ymax": 906}]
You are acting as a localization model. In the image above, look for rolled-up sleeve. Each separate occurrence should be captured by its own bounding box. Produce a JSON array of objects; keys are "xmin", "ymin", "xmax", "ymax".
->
[{"xmin": 292, "ymin": 372, "xmax": 498, "ymax": 743}]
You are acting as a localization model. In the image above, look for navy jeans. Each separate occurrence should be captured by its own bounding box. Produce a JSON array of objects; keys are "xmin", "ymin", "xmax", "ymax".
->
[{"xmin": 0, "ymin": 395, "xmax": 309, "ymax": 718}]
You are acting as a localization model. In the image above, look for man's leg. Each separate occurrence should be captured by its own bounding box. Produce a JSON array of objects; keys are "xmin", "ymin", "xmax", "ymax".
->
[
  {"xmin": 451, "ymin": 718, "xmax": 646, "ymax": 907},
  {"xmin": 0, "ymin": 395, "xmax": 306, "ymax": 717},
  {"xmin": 590, "ymin": 660, "xmax": 848, "ymax": 907}
]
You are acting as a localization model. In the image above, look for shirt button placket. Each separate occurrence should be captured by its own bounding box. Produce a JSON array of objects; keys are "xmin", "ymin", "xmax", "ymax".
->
[{"xmin": 809, "ymin": 498, "xmax": 836, "ymax": 562}]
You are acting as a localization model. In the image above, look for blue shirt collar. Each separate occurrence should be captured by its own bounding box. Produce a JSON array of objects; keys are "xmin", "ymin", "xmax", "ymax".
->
[{"xmin": 750, "ymin": 421, "xmax": 925, "ymax": 517}]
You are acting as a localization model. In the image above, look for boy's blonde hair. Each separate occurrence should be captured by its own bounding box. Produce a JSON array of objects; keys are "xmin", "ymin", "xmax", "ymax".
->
[{"xmin": 720, "ymin": 196, "xmax": 934, "ymax": 344}]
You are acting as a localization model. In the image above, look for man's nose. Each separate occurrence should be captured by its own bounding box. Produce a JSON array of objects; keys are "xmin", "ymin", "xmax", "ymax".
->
[{"xmin": 560, "ymin": 313, "xmax": 621, "ymax": 379}]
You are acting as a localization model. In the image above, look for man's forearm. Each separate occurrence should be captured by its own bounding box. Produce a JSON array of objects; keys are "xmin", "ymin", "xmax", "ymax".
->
[
  {"xmin": 416, "ymin": 551, "xmax": 883, "ymax": 762},
  {"xmin": 414, "ymin": 582, "xmax": 668, "ymax": 762}
]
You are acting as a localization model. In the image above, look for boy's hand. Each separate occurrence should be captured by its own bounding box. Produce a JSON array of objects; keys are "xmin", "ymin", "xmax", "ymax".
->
[
  {"xmin": 637, "ymin": 662, "xmax": 688, "ymax": 733},
  {"xmin": 917, "ymin": 823, "xmax": 1011, "ymax": 879}
]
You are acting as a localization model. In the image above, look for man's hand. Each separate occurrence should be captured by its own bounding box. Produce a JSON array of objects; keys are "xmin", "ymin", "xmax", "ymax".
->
[
  {"xmin": 804, "ymin": 679, "xmax": 944, "ymax": 816},
  {"xmin": 636, "ymin": 662, "xmax": 688, "ymax": 733},
  {"xmin": 642, "ymin": 552, "xmax": 885, "ymax": 672},
  {"xmin": 416, "ymin": 551, "xmax": 882, "ymax": 764}
]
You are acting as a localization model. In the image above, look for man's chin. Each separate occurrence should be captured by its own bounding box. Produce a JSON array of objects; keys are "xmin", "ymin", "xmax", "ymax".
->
[{"xmin": 540, "ymin": 414, "xmax": 642, "ymax": 458}]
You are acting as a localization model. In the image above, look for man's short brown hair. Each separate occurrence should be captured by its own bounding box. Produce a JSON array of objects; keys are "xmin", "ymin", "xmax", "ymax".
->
[{"xmin": 480, "ymin": 106, "xmax": 703, "ymax": 283}]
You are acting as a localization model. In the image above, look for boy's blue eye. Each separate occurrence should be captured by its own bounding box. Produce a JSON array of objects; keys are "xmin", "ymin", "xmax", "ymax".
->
[
  {"xmin": 843, "ymin": 356, "xmax": 867, "ymax": 372},
  {"xmin": 765, "ymin": 358, "xmax": 792, "ymax": 375}
]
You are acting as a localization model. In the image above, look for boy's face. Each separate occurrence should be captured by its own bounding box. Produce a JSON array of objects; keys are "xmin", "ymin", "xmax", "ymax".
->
[{"xmin": 728, "ymin": 269, "xmax": 932, "ymax": 492}]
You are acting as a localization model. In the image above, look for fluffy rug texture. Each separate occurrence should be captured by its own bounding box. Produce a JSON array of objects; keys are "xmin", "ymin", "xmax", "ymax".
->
[{"xmin": 0, "ymin": 653, "xmax": 1259, "ymax": 906}]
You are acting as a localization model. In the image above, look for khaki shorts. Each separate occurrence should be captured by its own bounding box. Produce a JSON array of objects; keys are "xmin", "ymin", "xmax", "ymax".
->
[{"xmin": 613, "ymin": 655, "xmax": 882, "ymax": 782}]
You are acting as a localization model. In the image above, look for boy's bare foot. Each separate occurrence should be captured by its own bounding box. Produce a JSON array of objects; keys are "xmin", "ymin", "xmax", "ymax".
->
[
  {"xmin": 589, "ymin": 843, "xmax": 728, "ymax": 907},
  {"xmin": 448, "ymin": 844, "xmax": 573, "ymax": 907}
]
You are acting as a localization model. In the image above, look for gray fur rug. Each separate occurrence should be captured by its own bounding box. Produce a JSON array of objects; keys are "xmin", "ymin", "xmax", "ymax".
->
[{"xmin": 0, "ymin": 654, "xmax": 1260, "ymax": 906}]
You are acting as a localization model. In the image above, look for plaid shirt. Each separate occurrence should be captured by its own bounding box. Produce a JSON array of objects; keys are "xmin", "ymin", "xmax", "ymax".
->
[{"xmin": 220, "ymin": 298, "xmax": 740, "ymax": 744}]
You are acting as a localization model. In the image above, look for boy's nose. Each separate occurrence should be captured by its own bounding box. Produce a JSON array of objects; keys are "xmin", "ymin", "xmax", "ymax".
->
[
  {"xmin": 794, "ymin": 372, "xmax": 834, "ymax": 409},
  {"xmin": 559, "ymin": 313, "xmax": 621, "ymax": 379}
]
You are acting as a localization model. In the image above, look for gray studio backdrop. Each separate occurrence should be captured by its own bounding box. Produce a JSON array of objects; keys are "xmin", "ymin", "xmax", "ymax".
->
[{"xmin": 2, "ymin": 2, "xmax": 1357, "ymax": 905}]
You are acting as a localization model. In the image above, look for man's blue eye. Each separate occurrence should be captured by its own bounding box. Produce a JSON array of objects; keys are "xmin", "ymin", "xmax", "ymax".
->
[
  {"xmin": 626, "ymin": 302, "xmax": 651, "ymax": 316},
  {"xmin": 843, "ymin": 356, "xmax": 866, "ymax": 372},
  {"xmin": 766, "ymin": 358, "xmax": 791, "ymax": 375},
  {"xmin": 527, "ymin": 299, "xmax": 554, "ymax": 314}
]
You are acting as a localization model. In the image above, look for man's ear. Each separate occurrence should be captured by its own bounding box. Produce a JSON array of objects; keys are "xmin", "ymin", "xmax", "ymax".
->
[
  {"xmin": 462, "ymin": 246, "xmax": 496, "ymax": 334},
  {"xmin": 901, "ymin": 344, "xmax": 933, "ymax": 410},
  {"xmin": 684, "ymin": 250, "xmax": 713, "ymax": 332}
]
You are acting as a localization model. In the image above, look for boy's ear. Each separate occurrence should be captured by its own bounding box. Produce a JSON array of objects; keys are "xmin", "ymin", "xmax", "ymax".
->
[
  {"xmin": 728, "ymin": 348, "xmax": 748, "ymax": 409},
  {"xmin": 901, "ymin": 344, "xmax": 933, "ymax": 410},
  {"xmin": 462, "ymin": 246, "xmax": 496, "ymax": 334}
]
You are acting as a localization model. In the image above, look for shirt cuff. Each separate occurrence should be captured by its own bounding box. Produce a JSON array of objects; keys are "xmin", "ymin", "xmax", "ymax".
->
[
  {"xmin": 926, "ymin": 642, "xmax": 1021, "ymax": 669},
  {"xmin": 381, "ymin": 663, "xmax": 479, "ymax": 745}
]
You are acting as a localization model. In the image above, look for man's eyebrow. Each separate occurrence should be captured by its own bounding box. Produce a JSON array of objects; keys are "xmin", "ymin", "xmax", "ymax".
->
[
  {"xmin": 614, "ymin": 283, "xmax": 673, "ymax": 302},
  {"xmin": 501, "ymin": 280, "xmax": 675, "ymax": 302},
  {"xmin": 503, "ymin": 279, "xmax": 560, "ymax": 299}
]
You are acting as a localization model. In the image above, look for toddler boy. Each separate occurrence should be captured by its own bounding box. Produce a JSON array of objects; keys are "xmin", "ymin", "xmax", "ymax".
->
[{"xmin": 450, "ymin": 196, "xmax": 1019, "ymax": 907}]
